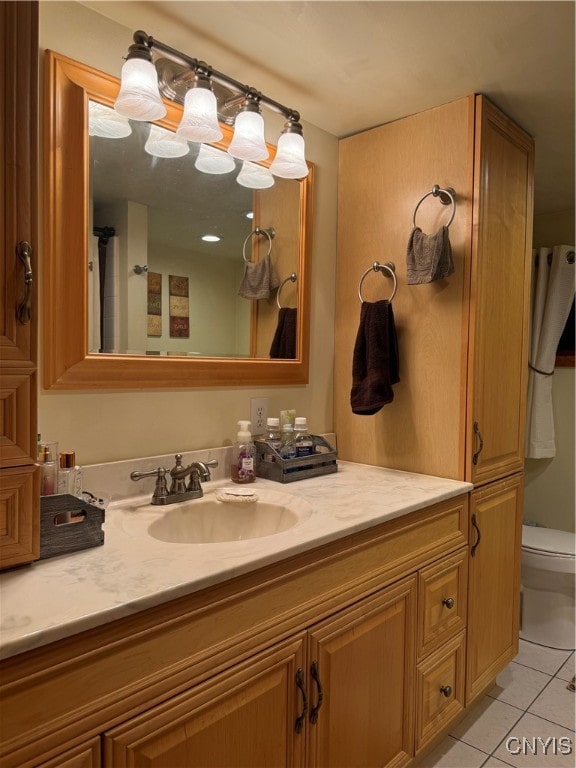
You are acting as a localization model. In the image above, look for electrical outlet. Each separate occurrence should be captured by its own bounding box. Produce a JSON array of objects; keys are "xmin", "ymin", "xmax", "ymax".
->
[{"xmin": 250, "ymin": 397, "xmax": 269, "ymax": 436}]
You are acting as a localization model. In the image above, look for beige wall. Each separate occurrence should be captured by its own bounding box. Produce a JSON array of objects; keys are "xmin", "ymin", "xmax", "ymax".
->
[
  {"xmin": 525, "ymin": 210, "xmax": 575, "ymax": 532},
  {"xmin": 38, "ymin": 2, "xmax": 338, "ymax": 464}
]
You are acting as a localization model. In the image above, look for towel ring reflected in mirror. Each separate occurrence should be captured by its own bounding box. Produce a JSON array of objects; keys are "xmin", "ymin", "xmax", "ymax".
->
[
  {"xmin": 242, "ymin": 226, "xmax": 276, "ymax": 263},
  {"xmin": 358, "ymin": 262, "xmax": 397, "ymax": 304},
  {"xmin": 277, "ymin": 272, "xmax": 297, "ymax": 309},
  {"xmin": 412, "ymin": 184, "xmax": 456, "ymax": 228}
]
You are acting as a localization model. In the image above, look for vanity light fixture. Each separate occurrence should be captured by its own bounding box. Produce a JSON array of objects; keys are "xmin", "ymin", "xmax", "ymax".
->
[
  {"xmin": 194, "ymin": 143, "xmax": 236, "ymax": 174},
  {"xmin": 227, "ymin": 94, "xmax": 268, "ymax": 162},
  {"xmin": 269, "ymin": 117, "xmax": 309, "ymax": 179},
  {"xmin": 89, "ymin": 101, "xmax": 132, "ymax": 139},
  {"xmin": 115, "ymin": 30, "xmax": 309, "ymax": 179},
  {"xmin": 236, "ymin": 160, "xmax": 275, "ymax": 189},
  {"xmin": 144, "ymin": 124, "xmax": 189, "ymax": 158},
  {"xmin": 176, "ymin": 69, "xmax": 223, "ymax": 144},
  {"xmin": 114, "ymin": 33, "xmax": 167, "ymax": 121}
]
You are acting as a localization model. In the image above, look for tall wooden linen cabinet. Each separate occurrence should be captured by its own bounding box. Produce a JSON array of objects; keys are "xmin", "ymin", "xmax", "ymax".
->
[
  {"xmin": 335, "ymin": 95, "xmax": 534, "ymax": 705},
  {"xmin": 0, "ymin": 1, "xmax": 40, "ymax": 569}
]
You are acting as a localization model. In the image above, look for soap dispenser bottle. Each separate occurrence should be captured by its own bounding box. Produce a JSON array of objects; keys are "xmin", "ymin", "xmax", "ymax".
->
[{"xmin": 231, "ymin": 420, "xmax": 256, "ymax": 484}]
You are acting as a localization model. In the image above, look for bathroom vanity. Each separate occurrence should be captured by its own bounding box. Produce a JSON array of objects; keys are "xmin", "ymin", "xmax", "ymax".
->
[{"xmin": 0, "ymin": 461, "xmax": 522, "ymax": 768}]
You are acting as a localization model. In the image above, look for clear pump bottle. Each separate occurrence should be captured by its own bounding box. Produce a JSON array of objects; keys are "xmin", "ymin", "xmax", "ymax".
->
[{"xmin": 231, "ymin": 420, "xmax": 256, "ymax": 484}]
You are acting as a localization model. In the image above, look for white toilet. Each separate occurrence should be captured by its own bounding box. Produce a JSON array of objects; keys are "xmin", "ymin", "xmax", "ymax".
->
[{"xmin": 521, "ymin": 524, "xmax": 575, "ymax": 650}]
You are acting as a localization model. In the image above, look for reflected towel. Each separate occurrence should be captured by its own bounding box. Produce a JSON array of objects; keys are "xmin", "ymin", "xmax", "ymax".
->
[
  {"xmin": 238, "ymin": 253, "xmax": 280, "ymax": 300},
  {"xmin": 406, "ymin": 225, "xmax": 454, "ymax": 284},
  {"xmin": 270, "ymin": 307, "xmax": 297, "ymax": 359},
  {"xmin": 351, "ymin": 299, "xmax": 399, "ymax": 415}
]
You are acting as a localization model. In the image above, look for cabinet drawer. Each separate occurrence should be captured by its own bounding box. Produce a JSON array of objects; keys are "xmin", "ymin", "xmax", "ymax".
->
[
  {"xmin": 418, "ymin": 548, "xmax": 467, "ymax": 658},
  {"xmin": 415, "ymin": 631, "xmax": 466, "ymax": 752}
]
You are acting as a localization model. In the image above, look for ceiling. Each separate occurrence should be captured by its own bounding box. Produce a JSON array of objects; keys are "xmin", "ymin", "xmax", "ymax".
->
[{"xmin": 81, "ymin": 0, "xmax": 575, "ymax": 218}]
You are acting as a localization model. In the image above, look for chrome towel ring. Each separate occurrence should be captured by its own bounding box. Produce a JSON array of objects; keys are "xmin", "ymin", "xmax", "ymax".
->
[
  {"xmin": 412, "ymin": 185, "xmax": 456, "ymax": 228},
  {"xmin": 242, "ymin": 226, "xmax": 276, "ymax": 263},
  {"xmin": 277, "ymin": 272, "xmax": 297, "ymax": 309},
  {"xmin": 357, "ymin": 262, "xmax": 397, "ymax": 304}
]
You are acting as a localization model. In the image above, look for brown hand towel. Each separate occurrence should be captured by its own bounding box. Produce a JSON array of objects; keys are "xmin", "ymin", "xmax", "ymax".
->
[
  {"xmin": 238, "ymin": 253, "xmax": 280, "ymax": 300},
  {"xmin": 270, "ymin": 307, "xmax": 297, "ymax": 359},
  {"xmin": 351, "ymin": 299, "xmax": 399, "ymax": 415},
  {"xmin": 406, "ymin": 225, "xmax": 454, "ymax": 284}
]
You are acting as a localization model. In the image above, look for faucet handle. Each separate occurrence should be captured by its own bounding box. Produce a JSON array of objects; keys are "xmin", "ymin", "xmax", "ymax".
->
[
  {"xmin": 130, "ymin": 466, "xmax": 169, "ymax": 503},
  {"xmin": 170, "ymin": 454, "xmax": 188, "ymax": 494}
]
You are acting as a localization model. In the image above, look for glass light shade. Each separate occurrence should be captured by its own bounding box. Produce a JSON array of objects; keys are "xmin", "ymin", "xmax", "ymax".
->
[
  {"xmin": 89, "ymin": 101, "xmax": 132, "ymax": 138},
  {"xmin": 228, "ymin": 110, "xmax": 269, "ymax": 161},
  {"xmin": 177, "ymin": 88, "xmax": 223, "ymax": 143},
  {"xmin": 144, "ymin": 125, "xmax": 189, "ymax": 158},
  {"xmin": 236, "ymin": 161, "xmax": 275, "ymax": 189},
  {"xmin": 270, "ymin": 132, "xmax": 309, "ymax": 178},
  {"xmin": 114, "ymin": 58, "xmax": 166, "ymax": 121},
  {"xmin": 194, "ymin": 144, "xmax": 236, "ymax": 174}
]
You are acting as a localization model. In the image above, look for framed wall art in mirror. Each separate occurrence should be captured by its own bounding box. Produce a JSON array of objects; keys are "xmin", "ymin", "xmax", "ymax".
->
[{"xmin": 43, "ymin": 51, "xmax": 313, "ymax": 389}]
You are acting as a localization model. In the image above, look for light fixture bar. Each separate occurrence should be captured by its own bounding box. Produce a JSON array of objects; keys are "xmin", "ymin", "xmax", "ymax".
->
[{"xmin": 131, "ymin": 30, "xmax": 301, "ymax": 123}]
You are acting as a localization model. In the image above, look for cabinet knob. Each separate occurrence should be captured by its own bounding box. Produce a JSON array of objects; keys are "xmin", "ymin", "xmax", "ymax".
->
[
  {"xmin": 442, "ymin": 597, "xmax": 455, "ymax": 609},
  {"xmin": 440, "ymin": 685, "xmax": 453, "ymax": 698}
]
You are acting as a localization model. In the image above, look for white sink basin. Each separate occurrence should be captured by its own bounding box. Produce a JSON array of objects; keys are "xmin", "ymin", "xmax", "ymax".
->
[{"xmin": 127, "ymin": 489, "xmax": 313, "ymax": 544}]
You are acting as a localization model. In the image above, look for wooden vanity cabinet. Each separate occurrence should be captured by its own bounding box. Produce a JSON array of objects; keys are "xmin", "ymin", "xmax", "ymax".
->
[
  {"xmin": 336, "ymin": 94, "xmax": 533, "ymax": 717},
  {"xmin": 104, "ymin": 636, "xmax": 308, "ymax": 768},
  {"xmin": 466, "ymin": 100, "xmax": 534, "ymax": 487},
  {"xmin": 306, "ymin": 578, "xmax": 416, "ymax": 768},
  {"xmin": 0, "ymin": 496, "xmax": 468, "ymax": 768},
  {"xmin": 0, "ymin": 1, "xmax": 40, "ymax": 569},
  {"xmin": 105, "ymin": 579, "xmax": 417, "ymax": 768}
]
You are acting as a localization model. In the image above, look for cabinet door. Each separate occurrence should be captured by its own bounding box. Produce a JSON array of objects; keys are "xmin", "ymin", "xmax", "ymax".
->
[
  {"xmin": 467, "ymin": 97, "xmax": 534, "ymax": 485},
  {"xmin": 307, "ymin": 578, "xmax": 416, "ymax": 768},
  {"xmin": 104, "ymin": 636, "xmax": 306, "ymax": 768},
  {"xmin": 466, "ymin": 474, "xmax": 523, "ymax": 703},
  {"xmin": 0, "ymin": 0, "xmax": 39, "ymax": 569}
]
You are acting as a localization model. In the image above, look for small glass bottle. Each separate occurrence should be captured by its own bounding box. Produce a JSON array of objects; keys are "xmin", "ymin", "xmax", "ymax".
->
[
  {"xmin": 231, "ymin": 420, "xmax": 256, "ymax": 484},
  {"xmin": 279, "ymin": 423, "xmax": 297, "ymax": 459},
  {"xmin": 294, "ymin": 417, "xmax": 314, "ymax": 457},
  {"xmin": 57, "ymin": 452, "xmax": 83, "ymax": 496},
  {"xmin": 264, "ymin": 417, "xmax": 282, "ymax": 459},
  {"xmin": 38, "ymin": 441, "xmax": 58, "ymax": 496}
]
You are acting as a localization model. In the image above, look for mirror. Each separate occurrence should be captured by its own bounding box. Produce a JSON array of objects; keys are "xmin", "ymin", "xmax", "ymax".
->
[{"xmin": 43, "ymin": 50, "xmax": 313, "ymax": 389}]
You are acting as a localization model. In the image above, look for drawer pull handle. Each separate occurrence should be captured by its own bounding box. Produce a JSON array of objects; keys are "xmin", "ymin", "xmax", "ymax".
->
[
  {"xmin": 294, "ymin": 667, "xmax": 308, "ymax": 734},
  {"xmin": 309, "ymin": 660, "xmax": 324, "ymax": 724},
  {"xmin": 442, "ymin": 597, "xmax": 455, "ymax": 609},
  {"xmin": 440, "ymin": 685, "xmax": 453, "ymax": 698}
]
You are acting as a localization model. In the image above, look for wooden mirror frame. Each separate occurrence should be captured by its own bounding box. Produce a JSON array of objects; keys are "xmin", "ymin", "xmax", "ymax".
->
[{"xmin": 43, "ymin": 51, "xmax": 313, "ymax": 389}]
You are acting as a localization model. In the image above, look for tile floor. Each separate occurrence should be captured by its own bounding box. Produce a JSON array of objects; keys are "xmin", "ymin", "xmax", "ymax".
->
[{"xmin": 414, "ymin": 639, "xmax": 575, "ymax": 768}]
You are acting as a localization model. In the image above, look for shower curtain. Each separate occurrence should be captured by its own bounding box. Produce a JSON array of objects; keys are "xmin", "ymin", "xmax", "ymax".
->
[{"xmin": 525, "ymin": 244, "xmax": 575, "ymax": 458}]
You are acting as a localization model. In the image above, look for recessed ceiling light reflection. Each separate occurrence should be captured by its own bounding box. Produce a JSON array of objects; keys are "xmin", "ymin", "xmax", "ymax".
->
[
  {"xmin": 201, "ymin": 234, "xmax": 222, "ymax": 242},
  {"xmin": 245, "ymin": 211, "xmax": 254, "ymax": 219}
]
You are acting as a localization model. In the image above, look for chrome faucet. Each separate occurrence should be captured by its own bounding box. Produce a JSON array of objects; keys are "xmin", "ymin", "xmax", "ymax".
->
[{"xmin": 130, "ymin": 454, "xmax": 218, "ymax": 505}]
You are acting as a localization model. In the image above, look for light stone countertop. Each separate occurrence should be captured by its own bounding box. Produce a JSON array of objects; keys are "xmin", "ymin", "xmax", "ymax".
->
[{"xmin": 0, "ymin": 460, "xmax": 471, "ymax": 661}]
